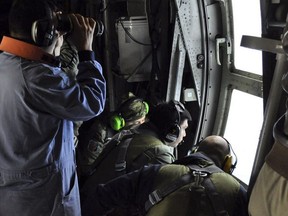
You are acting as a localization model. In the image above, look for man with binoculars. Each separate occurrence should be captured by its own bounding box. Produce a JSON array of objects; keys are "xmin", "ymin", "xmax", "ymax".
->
[{"xmin": 0, "ymin": 0, "xmax": 106, "ymax": 215}]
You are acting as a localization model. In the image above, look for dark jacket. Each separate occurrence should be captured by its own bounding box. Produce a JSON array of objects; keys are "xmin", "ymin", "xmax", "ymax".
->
[{"xmin": 81, "ymin": 153, "xmax": 248, "ymax": 216}]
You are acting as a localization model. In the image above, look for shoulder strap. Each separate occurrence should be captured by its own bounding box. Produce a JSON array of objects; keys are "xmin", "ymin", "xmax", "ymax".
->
[
  {"xmin": 144, "ymin": 171, "xmax": 195, "ymax": 211},
  {"xmin": 145, "ymin": 163, "xmax": 229, "ymax": 216},
  {"xmin": 114, "ymin": 136, "xmax": 133, "ymax": 176},
  {"xmin": 88, "ymin": 129, "xmax": 137, "ymax": 176}
]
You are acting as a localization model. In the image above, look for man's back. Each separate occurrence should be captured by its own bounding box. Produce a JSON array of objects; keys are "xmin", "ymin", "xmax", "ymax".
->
[
  {"xmin": 146, "ymin": 163, "xmax": 245, "ymax": 216},
  {"xmin": 81, "ymin": 153, "xmax": 248, "ymax": 216}
]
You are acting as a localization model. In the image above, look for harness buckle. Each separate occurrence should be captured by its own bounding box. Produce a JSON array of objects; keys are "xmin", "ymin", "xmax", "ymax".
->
[
  {"xmin": 114, "ymin": 161, "xmax": 126, "ymax": 172},
  {"xmin": 189, "ymin": 170, "xmax": 207, "ymax": 190}
]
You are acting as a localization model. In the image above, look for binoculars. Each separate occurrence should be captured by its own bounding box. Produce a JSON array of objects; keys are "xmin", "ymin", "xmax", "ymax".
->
[{"xmin": 57, "ymin": 14, "xmax": 104, "ymax": 37}]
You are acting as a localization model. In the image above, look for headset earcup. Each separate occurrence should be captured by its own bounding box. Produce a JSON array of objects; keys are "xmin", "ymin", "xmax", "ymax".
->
[
  {"xmin": 110, "ymin": 115, "xmax": 125, "ymax": 131},
  {"xmin": 163, "ymin": 124, "xmax": 181, "ymax": 143},
  {"xmin": 223, "ymin": 155, "xmax": 233, "ymax": 173},
  {"xmin": 143, "ymin": 101, "xmax": 149, "ymax": 114},
  {"xmin": 31, "ymin": 19, "xmax": 55, "ymax": 47}
]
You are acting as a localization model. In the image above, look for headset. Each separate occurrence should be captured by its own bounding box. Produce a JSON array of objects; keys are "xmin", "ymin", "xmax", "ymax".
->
[
  {"xmin": 110, "ymin": 98, "xmax": 149, "ymax": 131},
  {"xmin": 163, "ymin": 100, "xmax": 186, "ymax": 144},
  {"xmin": 31, "ymin": 18, "xmax": 56, "ymax": 47},
  {"xmin": 192, "ymin": 136, "xmax": 238, "ymax": 174},
  {"xmin": 30, "ymin": 2, "xmax": 58, "ymax": 47},
  {"xmin": 221, "ymin": 137, "xmax": 238, "ymax": 174}
]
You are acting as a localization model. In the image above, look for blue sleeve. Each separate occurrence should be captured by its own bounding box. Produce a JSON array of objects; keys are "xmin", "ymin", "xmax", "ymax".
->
[
  {"xmin": 81, "ymin": 165, "xmax": 161, "ymax": 216},
  {"xmin": 25, "ymin": 54, "xmax": 106, "ymax": 121}
]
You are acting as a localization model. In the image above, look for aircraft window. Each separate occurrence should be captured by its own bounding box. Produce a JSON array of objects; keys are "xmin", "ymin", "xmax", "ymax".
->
[
  {"xmin": 224, "ymin": 90, "xmax": 263, "ymax": 184},
  {"xmin": 232, "ymin": 0, "xmax": 262, "ymax": 75}
]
